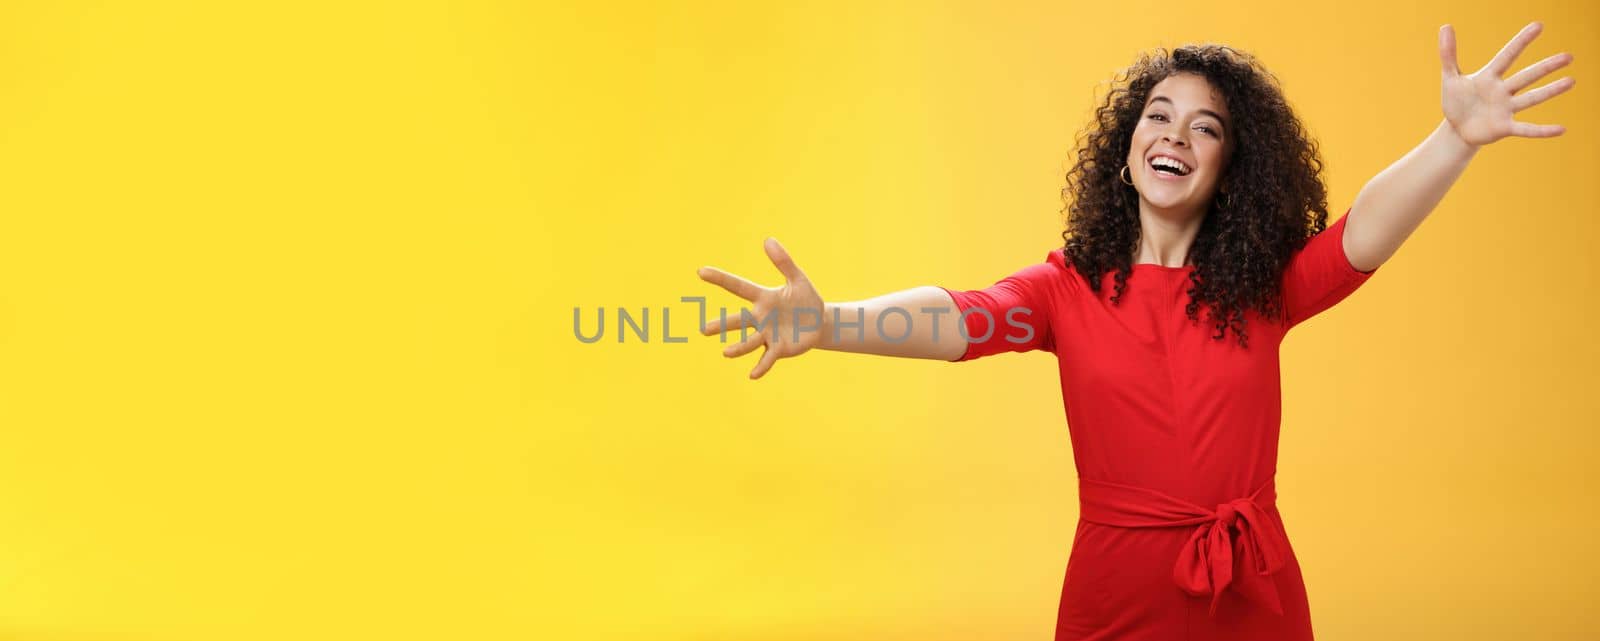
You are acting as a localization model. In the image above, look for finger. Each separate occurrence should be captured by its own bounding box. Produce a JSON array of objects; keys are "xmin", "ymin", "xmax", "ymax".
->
[
  {"xmin": 763, "ymin": 237, "xmax": 808, "ymax": 283},
  {"xmin": 1439, "ymin": 24, "xmax": 1460, "ymax": 76},
  {"xmin": 1506, "ymin": 52, "xmax": 1573, "ymax": 93},
  {"xmin": 749, "ymin": 345, "xmax": 781, "ymax": 379},
  {"xmin": 697, "ymin": 266, "xmax": 763, "ymax": 302},
  {"xmin": 1510, "ymin": 120, "xmax": 1566, "ymax": 138},
  {"xmin": 724, "ymin": 332, "xmax": 764, "ymax": 358},
  {"xmin": 1511, "ymin": 76, "xmax": 1575, "ymax": 112},
  {"xmin": 1486, "ymin": 21, "xmax": 1542, "ymax": 77},
  {"xmin": 701, "ymin": 311, "xmax": 749, "ymax": 336}
]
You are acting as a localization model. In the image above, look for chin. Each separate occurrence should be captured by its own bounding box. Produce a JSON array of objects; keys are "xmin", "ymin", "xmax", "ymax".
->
[{"xmin": 1144, "ymin": 195, "xmax": 1200, "ymax": 212}]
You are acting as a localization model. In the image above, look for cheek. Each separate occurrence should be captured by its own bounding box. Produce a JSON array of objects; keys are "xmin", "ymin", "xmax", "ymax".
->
[
  {"xmin": 1199, "ymin": 144, "xmax": 1227, "ymax": 171},
  {"xmin": 1127, "ymin": 128, "xmax": 1153, "ymax": 159}
]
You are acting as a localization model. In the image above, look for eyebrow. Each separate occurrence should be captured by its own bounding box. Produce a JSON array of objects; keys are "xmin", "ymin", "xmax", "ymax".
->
[{"xmin": 1147, "ymin": 96, "xmax": 1228, "ymax": 131}]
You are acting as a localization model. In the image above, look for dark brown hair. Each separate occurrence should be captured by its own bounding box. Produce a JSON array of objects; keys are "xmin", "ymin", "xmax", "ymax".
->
[{"xmin": 1061, "ymin": 44, "xmax": 1329, "ymax": 348}]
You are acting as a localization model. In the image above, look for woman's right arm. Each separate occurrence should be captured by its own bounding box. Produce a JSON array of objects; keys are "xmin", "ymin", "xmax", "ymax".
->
[
  {"xmin": 817, "ymin": 287, "xmax": 966, "ymax": 361},
  {"xmin": 697, "ymin": 239, "xmax": 968, "ymax": 379}
]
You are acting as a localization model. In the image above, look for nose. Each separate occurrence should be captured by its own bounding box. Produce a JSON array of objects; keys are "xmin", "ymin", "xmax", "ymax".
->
[{"xmin": 1162, "ymin": 130, "xmax": 1189, "ymax": 147}]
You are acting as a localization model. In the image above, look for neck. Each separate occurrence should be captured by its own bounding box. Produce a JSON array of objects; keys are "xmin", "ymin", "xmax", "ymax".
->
[{"xmin": 1134, "ymin": 202, "xmax": 1204, "ymax": 267}]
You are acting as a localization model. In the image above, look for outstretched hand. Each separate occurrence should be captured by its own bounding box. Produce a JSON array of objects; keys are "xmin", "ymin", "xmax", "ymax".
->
[
  {"xmin": 1439, "ymin": 21, "xmax": 1574, "ymax": 146},
  {"xmin": 696, "ymin": 238, "xmax": 825, "ymax": 380}
]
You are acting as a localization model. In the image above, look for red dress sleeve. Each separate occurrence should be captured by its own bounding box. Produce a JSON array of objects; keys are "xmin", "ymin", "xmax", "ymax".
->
[
  {"xmin": 937, "ymin": 250, "xmax": 1069, "ymax": 362},
  {"xmin": 1281, "ymin": 208, "xmax": 1379, "ymax": 329}
]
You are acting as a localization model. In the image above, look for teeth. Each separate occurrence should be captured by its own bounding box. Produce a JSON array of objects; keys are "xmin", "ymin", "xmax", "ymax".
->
[{"xmin": 1151, "ymin": 156, "xmax": 1190, "ymax": 176}]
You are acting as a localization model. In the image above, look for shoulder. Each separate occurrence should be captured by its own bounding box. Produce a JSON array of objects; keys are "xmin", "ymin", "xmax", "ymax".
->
[
  {"xmin": 1279, "ymin": 208, "xmax": 1381, "ymax": 328},
  {"xmin": 1282, "ymin": 209, "xmax": 1375, "ymax": 279},
  {"xmin": 1045, "ymin": 248, "xmax": 1089, "ymax": 287},
  {"xmin": 1023, "ymin": 248, "xmax": 1075, "ymax": 283},
  {"xmin": 1046, "ymin": 248, "xmax": 1069, "ymax": 270},
  {"xmin": 1012, "ymin": 248, "xmax": 1085, "ymax": 297}
]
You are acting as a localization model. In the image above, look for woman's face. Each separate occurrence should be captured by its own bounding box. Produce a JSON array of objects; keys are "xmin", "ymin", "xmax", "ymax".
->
[{"xmin": 1125, "ymin": 73, "xmax": 1234, "ymax": 215}]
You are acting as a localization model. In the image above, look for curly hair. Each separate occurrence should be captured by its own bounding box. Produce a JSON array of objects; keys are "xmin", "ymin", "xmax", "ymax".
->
[{"xmin": 1061, "ymin": 44, "xmax": 1329, "ymax": 348}]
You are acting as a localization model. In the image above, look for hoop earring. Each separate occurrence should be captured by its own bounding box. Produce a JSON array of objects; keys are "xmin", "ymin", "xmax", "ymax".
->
[{"xmin": 1119, "ymin": 164, "xmax": 1134, "ymax": 186}]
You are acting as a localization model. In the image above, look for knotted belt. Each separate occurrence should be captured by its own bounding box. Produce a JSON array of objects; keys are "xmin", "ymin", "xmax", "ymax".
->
[{"xmin": 1078, "ymin": 477, "xmax": 1289, "ymax": 617}]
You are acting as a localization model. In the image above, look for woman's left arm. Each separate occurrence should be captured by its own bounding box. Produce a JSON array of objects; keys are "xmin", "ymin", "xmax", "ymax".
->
[{"xmin": 1344, "ymin": 22, "xmax": 1575, "ymax": 272}]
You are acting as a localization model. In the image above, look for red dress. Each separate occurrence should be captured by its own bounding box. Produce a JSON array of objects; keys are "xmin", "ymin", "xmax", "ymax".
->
[{"xmin": 940, "ymin": 210, "xmax": 1378, "ymax": 640}]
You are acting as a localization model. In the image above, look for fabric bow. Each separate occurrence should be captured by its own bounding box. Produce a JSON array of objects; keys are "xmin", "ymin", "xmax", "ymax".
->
[
  {"xmin": 1171, "ymin": 494, "xmax": 1289, "ymax": 616},
  {"xmin": 1078, "ymin": 477, "xmax": 1291, "ymax": 618}
]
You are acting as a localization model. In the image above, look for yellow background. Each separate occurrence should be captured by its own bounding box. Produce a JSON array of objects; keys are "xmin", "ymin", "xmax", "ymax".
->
[{"xmin": 0, "ymin": 1, "xmax": 1594, "ymax": 640}]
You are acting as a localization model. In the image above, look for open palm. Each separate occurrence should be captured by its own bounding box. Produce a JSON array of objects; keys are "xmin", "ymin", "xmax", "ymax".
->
[
  {"xmin": 696, "ymin": 238, "xmax": 825, "ymax": 380},
  {"xmin": 1439, "ymin": 22, "xmax": 1574, "ymax": 146}
]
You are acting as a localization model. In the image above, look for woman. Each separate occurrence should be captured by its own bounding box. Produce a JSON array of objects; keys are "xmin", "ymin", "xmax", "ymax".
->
[{"xmin": 696, "ymin": 23, "xmax": 1572, "ymax": 640}]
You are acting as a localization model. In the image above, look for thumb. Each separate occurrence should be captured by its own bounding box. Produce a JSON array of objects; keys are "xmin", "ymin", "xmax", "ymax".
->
[
  {"xmin": 1439, "ymin": 24, "xmax": 1461, "ymax": 76},
  {"xmin": 764, "ymin": 237, "xmax": 808, "ymax": 283}
]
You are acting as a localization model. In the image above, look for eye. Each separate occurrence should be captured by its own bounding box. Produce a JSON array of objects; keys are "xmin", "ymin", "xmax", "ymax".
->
[
  {"xmin": 1147, "ymin": 113, "xmax": 1168, "ymax": 122},
  {"xmin": 1195, "ymin": 125, "xmax": 1216, "ymax": 136}
]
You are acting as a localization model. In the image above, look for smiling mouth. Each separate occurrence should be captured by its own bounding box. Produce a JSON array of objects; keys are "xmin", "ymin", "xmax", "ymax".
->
[{"xmin": 1148, "ymin": 156, "xmax": 1192, "ymax": 177}]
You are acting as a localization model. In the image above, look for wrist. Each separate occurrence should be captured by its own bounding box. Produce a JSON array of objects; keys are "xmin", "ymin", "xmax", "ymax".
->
[{"xmin": 1438, "ymin": 118, "xmax": 1483, "ymax": 153}]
